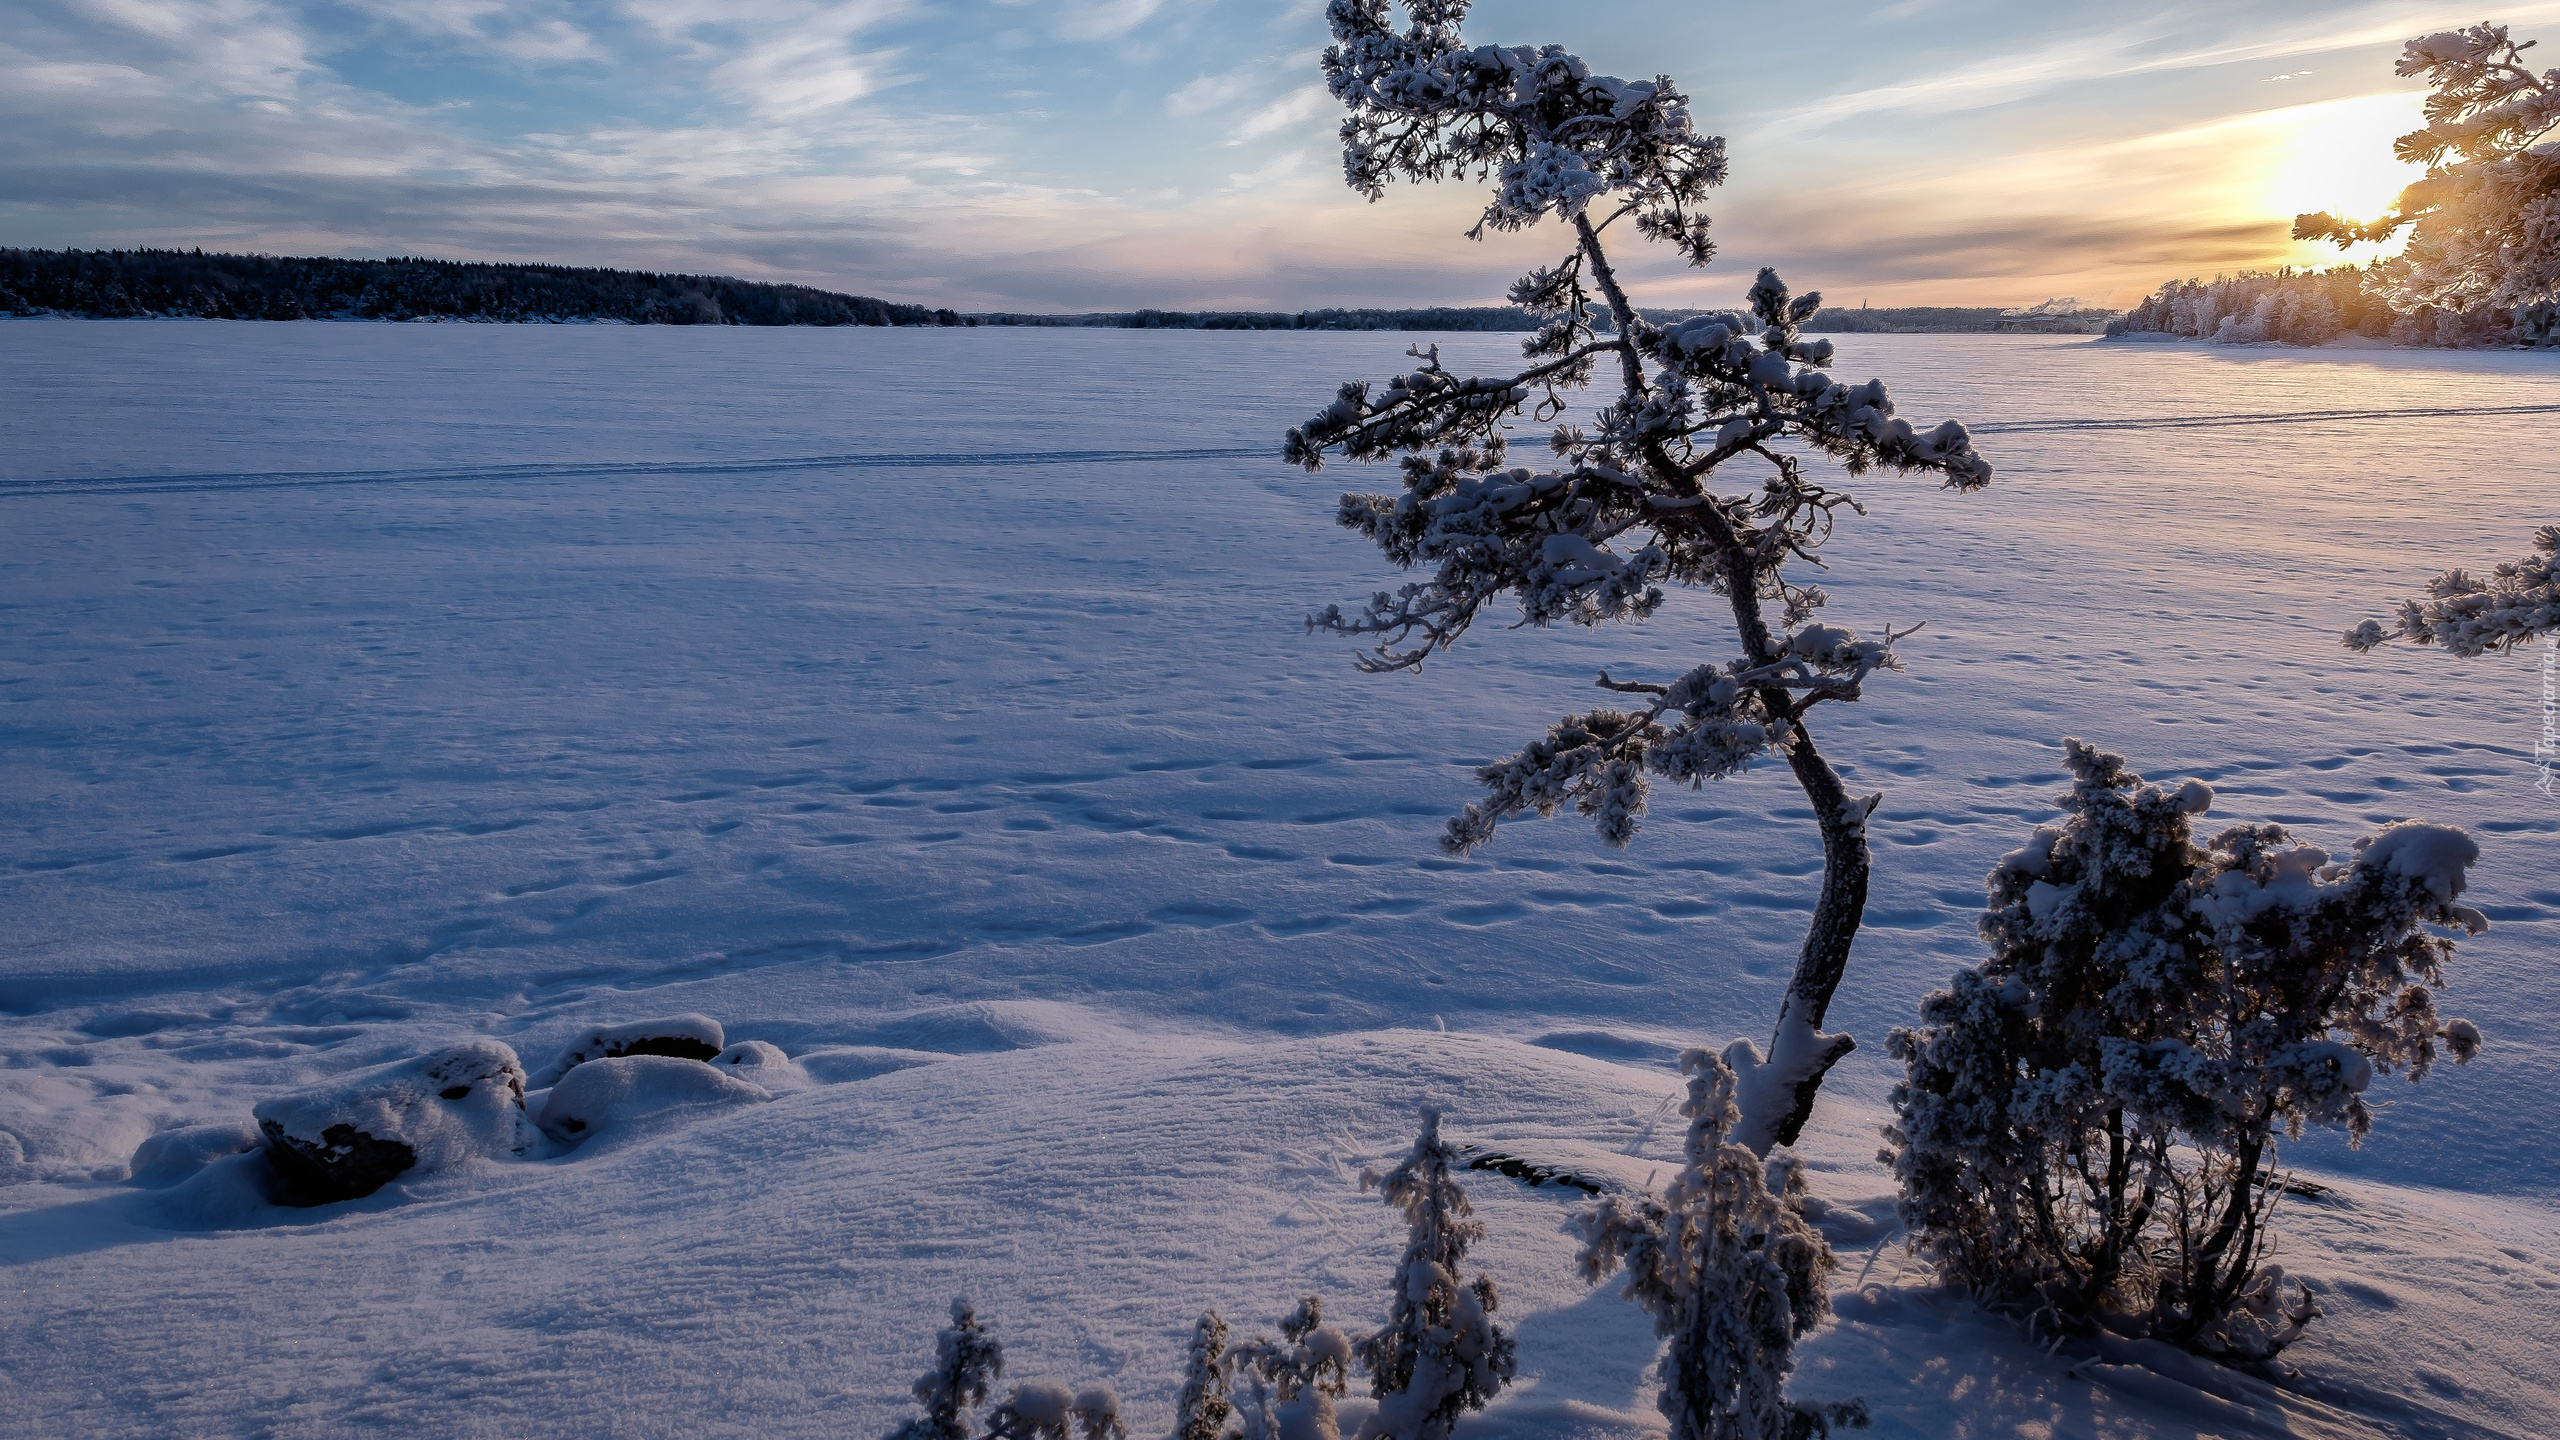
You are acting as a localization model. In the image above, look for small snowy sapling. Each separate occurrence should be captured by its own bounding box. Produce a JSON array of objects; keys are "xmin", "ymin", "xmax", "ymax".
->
[
  {"xmin": 890, "ymin": 1299, "xmax": 1006, "ymax": 1440},
  {"xmin": 1291, "ymin": 0, "xmax": 1993, "ymax": 1157},
  {"xmin": 1578, "ymin": 1050, "xmax": 1857, "ymax": 1440},
  {"xmin": 1353, "ymin": 1111, "xmax": 1516, "ymax": 1440},
  {"xmin": 1882, "ymin": 741, "xmax": 2486, "ymax": 1358},
  {"xmin": 1174, "ymin": 1311, "xmax": 1236, "ymax": 1440}
]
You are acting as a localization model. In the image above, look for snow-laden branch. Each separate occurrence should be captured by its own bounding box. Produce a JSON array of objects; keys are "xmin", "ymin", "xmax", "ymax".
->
[
  {"xmin": 2295, "ymin": 23, "xmax": 2560, "ymax": 314},
  {"xmin": 2346, "ymin": 524, "xmax": 2560, "ymax": 656}
]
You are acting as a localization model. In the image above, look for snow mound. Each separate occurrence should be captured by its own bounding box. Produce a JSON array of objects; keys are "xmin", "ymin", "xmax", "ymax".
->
[
  {"xmin": 713, "ymin": 1040, "xmax": 816, "ymax": 1094},
  {"xmin": 252, "ymin": 1040, "xmax": 528, "ymax": 1205},
  {"xmin": 527, "ymin": 1014, "xmax": 727, "ymax": 1087},
  {"xmin": 127, "ymin": 1120, "xmax": 261, "ymax": 1188},
  {"xmin": 795, "ymin": 1045, "xmax": 949, "ymax": 1084},
  {"xmin": 842, "ymin": 999, "xmax": 1118, "ymax": 1056},
  {"xmin": 536, "ymin": 1053, "xmax": 769, "ymax": 1146}
]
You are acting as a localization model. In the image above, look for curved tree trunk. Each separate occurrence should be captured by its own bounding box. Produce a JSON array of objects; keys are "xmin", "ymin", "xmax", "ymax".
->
[{"xmin": 1574, "ymin": 211, "xmax": 1870, "ymax": 1155}]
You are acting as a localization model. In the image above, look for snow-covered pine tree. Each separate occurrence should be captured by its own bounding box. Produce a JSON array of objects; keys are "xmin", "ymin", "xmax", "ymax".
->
[
  {"xmin": 1578, "ymin": 1050, "xmax": 1857, "ymax": 1440},
  {"xmin": 1228, "ymin": 1296, "xmax": 1354, "ymax": 1440},
  {"xmin": 2295, "ymin": 24, "xmax": 2560, "ymax": 328},
  {"xmin": 1173, "ymin": 1312, "xmax": 1236, "ymax": 1440},
  {"xmin": 890, "ymin": 1299, "xmax": 1006, "ymax": 1440},
  {"xmin": 1352, "ymin": 1111, "xmax": 1516, "ymax": 1440},
  {"xmin": 1290, "ymin": 0, "xmax": 1993, "ymax": 1157},
  {"xmin": 2345, "ymin": 525, "xmax": 2559, "ymax": 654},
  {"xmin": 1882, "ymin": 741, "xmax": 2487, "ymax": 1358}
]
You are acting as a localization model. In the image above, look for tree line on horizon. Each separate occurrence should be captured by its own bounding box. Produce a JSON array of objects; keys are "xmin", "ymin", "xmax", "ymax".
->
[
  {"xmin": 3, "ymin": 246, "xmax": 2108, "ymax": 335},
  {"xmin": 0, "ymin": 248, "xmax": 967, "ymax": 327}
]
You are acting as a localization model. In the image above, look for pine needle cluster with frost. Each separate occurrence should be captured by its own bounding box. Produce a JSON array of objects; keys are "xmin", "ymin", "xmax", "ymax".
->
[{"xmin": 2347, "ymin": 523, "xmax": 2560, "ymax": 655}]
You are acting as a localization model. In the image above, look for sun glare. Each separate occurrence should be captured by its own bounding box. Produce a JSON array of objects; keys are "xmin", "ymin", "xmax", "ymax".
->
[{"xmin": 2269, "ymin": 94, "xmax": 2428, "ymax": 255}]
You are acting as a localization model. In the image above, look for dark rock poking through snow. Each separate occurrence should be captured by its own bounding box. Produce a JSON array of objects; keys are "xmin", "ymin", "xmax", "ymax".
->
[
  {"xmin": 527, "ymin": 1014, "xmax": 726, "ymax": 1088},
  {"xmin": 251, "ymin": 1041, "xmax": 528, "ymax": 1206},
  {"xmin": 536, "ymin": 1053, "xmax": 769, "ymax": 1146}
]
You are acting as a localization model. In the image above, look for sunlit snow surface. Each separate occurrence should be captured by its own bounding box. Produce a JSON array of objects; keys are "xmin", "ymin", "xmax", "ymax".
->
[{"xmin": 2, "ymin": 322, "xmax": 2554, "ymax": 1437}]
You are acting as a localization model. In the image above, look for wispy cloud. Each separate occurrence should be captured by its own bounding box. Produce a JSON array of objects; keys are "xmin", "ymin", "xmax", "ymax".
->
[{"xmin": 10, "ymin": 0, "xmax": 2558, "ymax": 309}]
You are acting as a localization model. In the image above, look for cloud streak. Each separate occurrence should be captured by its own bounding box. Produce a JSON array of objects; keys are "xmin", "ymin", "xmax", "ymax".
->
[{"xmin": 5, "ymin": 0, "xmax": 2547, "ymax": 309}]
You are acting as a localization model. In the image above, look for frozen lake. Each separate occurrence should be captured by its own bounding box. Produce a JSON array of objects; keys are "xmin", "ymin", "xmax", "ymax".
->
[{"xmin": 2, "ymin": 320, "xmax": 2556, "ymax": 1436}]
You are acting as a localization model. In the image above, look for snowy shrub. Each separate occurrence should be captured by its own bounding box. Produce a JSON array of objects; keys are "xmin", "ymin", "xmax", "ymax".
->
[
  {"xmin": 987, "ymin": 1380, "xmax": 1125, "ymax": 1440},
  {"xmin": 1882, "ymin": 741, "xmax": 2488, "ymax": 1357},
  {"xmin": 2345, "ymin": 524, "xmax": 2560, "ymax": 655},
  {"xmin": 1579, "ymin": 1050, "xmax": 1859, "ymax": 1440},
  {"xmin": 1294, "ymin": 0, "xmax": 1992, "ymax": 1161},
  {"xmin": 1352, "ymin": 1111, "xmax": 1515, "ymax": 1440},
  {"xmin": 1223, "ymin": 1295, "xmax": 1356, "ymax": 1440},
  {"xmin": 889, "ymin": 1299, "xmax": 1005, "ymax": 1440}
]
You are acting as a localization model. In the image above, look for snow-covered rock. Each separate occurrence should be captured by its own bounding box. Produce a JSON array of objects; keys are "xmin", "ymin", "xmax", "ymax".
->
[
  {"xmin": 536, "ymin": 1053, "xmax": 769, "ymax": 1146},
  {"xmin": 252, "ymin": 1040, "xmax": 528, "ymax": 1205},
  {"xmin": 128, "ymin": 1120, "xmax": 261, "ymax": 1188},
  {"xmin": 528, "ymin": 1014, "xmax": 726, "ymax": 1088}
]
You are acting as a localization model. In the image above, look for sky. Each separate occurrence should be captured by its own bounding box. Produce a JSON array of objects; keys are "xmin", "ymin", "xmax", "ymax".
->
[{"xmin": 8, "ymin": 0, "xmax": 2560, "ymax": 311}]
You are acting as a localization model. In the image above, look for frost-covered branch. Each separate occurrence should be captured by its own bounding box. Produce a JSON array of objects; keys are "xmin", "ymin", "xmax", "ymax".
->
[
  {"xmin": 2345, "ymin": 524, "xmax": 2560, "ymax": 655},
  {"xmin": 2295, "ymin": 24, "xmax": 2560, "ymax": 314}
]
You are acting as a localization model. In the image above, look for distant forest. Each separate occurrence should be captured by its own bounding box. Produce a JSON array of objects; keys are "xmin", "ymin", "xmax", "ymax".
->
[
  {"xmin": 1, "ymin": 248, "xmax": 2123, "ymax": 334},
  {"xmin": 2107, "ymin": 265, "xmax": 2559, "ymax": 348},
  {"xmin": 0, "ymin": 249, "xmax": 965, "ymax": 326}
]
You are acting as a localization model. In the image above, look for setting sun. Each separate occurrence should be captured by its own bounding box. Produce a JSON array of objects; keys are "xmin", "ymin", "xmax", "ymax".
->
[{"xmin": 2270, "ymin": 93, "xmax": 2430, "ymax": 254}]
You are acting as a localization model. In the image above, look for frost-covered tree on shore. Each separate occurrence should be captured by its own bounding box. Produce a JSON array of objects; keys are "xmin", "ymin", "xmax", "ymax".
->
[
  {"xmin": 2297, "ymin": 24, "xmax": 2560, "ymax": 329},
  {"xmin": 2345, "ymin": 525, "xmax": 2560, "ymax": 655},
  {"xmin": 1883, "ymin": 742, "xmax": 2486, "ymax": 1357},
  {"xmin": 1292, "ymin": 0, "xmax": 1992, "ymax": 1160},
  {"xmin": 1353, "ymin": 1111, "xmax": 1515, "ymax": 1440},
  {"xmin": 1579, "ymin": 1050, "xmax": 1863, "ymax": 1440}
]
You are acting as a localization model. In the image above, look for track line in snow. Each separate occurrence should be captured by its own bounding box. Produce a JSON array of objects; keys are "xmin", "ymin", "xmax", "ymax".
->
[
  {"xmin": 1972, "ymin": 401, "xmax": 2560, "ymax": 435},
  {"xmin": 9, "ymin": 401, "xmax": 2560, "ymax": 497},
  {"xmin": 0, "ymin": 446, "xmax": 1273, "ymax": 498}
]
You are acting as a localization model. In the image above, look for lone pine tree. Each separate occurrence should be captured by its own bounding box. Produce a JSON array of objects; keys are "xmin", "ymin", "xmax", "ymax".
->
[{"xmin": 1288, "ymin": 0, "xmax": 1994, "ymax": 1153}]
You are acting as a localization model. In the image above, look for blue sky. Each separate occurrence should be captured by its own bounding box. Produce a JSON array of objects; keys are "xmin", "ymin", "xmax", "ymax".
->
[{"xmin": 7, "ymin": 0, "xmax": 2556, "ymax": 310}]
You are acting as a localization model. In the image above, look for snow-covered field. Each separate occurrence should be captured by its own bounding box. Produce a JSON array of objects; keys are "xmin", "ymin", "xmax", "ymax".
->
[{"xmin": 2, "ymin": 320, "xmax": 2555, "ymax": 1437}]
